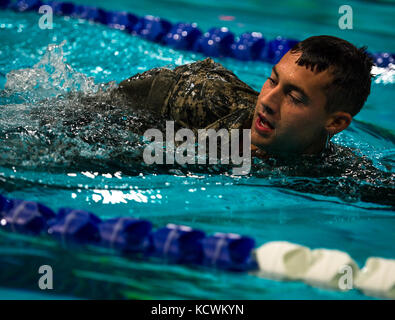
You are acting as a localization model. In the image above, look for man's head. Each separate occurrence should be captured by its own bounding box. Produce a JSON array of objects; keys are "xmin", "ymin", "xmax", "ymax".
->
[{"xmin": 250, "ymin": 35, "xmax": 374, "ymax": 155}]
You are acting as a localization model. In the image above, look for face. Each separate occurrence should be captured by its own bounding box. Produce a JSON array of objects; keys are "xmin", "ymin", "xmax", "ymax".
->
[{"xmin": 251, "ymin": 51, "xmax": 334, "ymax": 155}]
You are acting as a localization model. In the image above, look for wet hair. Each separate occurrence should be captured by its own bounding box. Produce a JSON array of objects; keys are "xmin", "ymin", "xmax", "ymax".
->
[{"xmin": 290, "ymin": 35, "xmax": 374, "ymax": 116}]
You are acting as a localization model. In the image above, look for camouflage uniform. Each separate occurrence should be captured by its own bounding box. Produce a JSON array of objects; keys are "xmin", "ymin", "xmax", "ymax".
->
[{"xmin": 115, "ymin": 58, "xmax": 258, "ymax": 134}]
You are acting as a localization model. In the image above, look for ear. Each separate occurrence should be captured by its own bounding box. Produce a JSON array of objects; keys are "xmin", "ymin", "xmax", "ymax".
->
[{"xmin": 325, "ymin": 111, "xmax": 352, "ymax": 136}]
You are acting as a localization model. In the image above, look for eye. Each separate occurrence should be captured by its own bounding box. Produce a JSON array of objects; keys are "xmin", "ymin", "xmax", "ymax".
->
[
  {"xmin": 267, "ymin": 77, "xmax": 277, "ymax": 86},
  {"xmin": 289, "ymin": 94, "xmax": 303, "ymax": 105}
]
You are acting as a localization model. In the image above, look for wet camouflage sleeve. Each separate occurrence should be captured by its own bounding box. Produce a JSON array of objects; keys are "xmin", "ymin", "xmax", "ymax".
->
[{"xmin": 116, "ymin": 58, "xmax": 258, "ymax": 132}]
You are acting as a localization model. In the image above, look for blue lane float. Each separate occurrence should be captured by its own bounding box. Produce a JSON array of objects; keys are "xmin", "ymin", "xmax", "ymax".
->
[
  {"xmin": 134, "ymin": 15, "xmax": 173, "ymax": 43},
  {"xmin": 10, "ymin": 0, "xmax": 41, "ymax": 11},
  {"xmin": 99, "ymin": 217, "xmax": 152, "ymax": 252},
  {"xmin": 231, "ymin": 32, "xmax": 266, "ymax": 61},
  {"xmin": 370, "ymin": 52, "xmax": 395, "ymax": 68},
  {"xmin": 0, "ymin": 193, "xmax": 256, "ymax": 272},
  {"xmin": 0, "ymin": 198, "xmax": 55, "ymax": 234},
  {"xmin": 71, "ymin": 5, "xmax": 101, "ymax": 22},
  {"xmin": 263, "ymin": 36, "xmax": 300, "ymax": 64},
  {"xmin": 47, "ymin": 208, "xmax": 102, "ymax": 244},
  {"xmin": 47, "ymin": 1, "xmax": 74, "ymax": 16},
  {"xmin": 193, "ymin": 27, "xmax": 235, "ymax": 58},
  {"xmin": 0, "ymin": 0, "xmax": 11, "ymax": 9},
  {"xmin": 202, "ymin": 233, "xmax": 256, "ymax": 271},
  {"xmin": 0, "ymin": 194, "xmax": 7, "ymax": 210},
  {"xmin": 151, "ymin": 224, "xmax": 206, "ymax": 264},
  {"xmin": 102, "ymin": 10, "xmax": 138, "ymax": 32},
  {"xmin": 3, "ymin": 0, "xmax": 394, "ymax": 67},
  {"xmin": 164, "ymin": 22, "xmax": 202, "ymax": 51}
]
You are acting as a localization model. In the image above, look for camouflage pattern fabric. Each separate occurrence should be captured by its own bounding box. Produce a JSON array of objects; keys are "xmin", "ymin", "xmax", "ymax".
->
[{"xmin": 116, "ymin": 58, "xmax": 258, "ymax": 133}]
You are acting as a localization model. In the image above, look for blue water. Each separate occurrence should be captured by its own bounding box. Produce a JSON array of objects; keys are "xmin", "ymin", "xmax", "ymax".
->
[{"xmin": 0, "ymin": 0, "xmax": 394, "ymax": 299}]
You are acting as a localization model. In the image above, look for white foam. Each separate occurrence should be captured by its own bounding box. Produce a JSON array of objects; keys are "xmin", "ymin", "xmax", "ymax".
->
[
  {"xmin": 372, "ymin": 64, "xmax": 395, "ymax": 85},
  {"xmin": 4, "ymin": 41, "xmax": 98, "ymax": 102}
]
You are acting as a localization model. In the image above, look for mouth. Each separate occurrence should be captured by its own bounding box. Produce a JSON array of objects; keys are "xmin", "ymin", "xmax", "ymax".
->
[{"xmin": 254, "ymin": 112, "xmax": 275, "ymax": 135}]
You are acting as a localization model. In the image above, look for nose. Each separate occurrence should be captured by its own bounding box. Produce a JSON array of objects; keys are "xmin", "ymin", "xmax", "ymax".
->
[
  {"xmin": 258, "ymin": 85, "xmax": 282, "ymax": 116},
  {"xmin": 263, "ymin": 104, "xmax": 275, "ymax": 115}
]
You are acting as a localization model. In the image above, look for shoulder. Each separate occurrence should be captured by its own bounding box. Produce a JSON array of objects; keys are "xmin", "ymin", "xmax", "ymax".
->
[
  {"xmin": 173, "ymin": 58, "xmax": 245, "ymax": 83},
  {"xmin": 172, "ymin": 58, "xmax": 258, "ymax": 98},
  {"xmin": 173, "ymin": 57, "xmax": 220, "ymax": 73}
]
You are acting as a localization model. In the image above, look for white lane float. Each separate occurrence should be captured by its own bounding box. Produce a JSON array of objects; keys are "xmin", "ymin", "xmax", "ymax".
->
[
  {"xmin": 355, "ymin": 257, "xmax": 395, "ymax": 299},
  {"xmin": 253, "ymin": 241, "xmax": 313, "ymax": 280},
  {"xmin": 302, "ymin": 249, "xmax": 360, "ymax": 290}
]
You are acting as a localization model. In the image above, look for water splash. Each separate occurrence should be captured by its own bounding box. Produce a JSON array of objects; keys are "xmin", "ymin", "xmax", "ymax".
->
[
  {"xmin": 3, "ymin": 41, "xmax": 99, "ymax": 103},
  {"xmin": 372, "ymin": 65, "xmax": 395, "ymax": 85}
]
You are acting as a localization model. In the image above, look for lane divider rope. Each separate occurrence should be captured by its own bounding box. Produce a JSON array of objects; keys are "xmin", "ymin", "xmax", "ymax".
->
[
  {"xmin": 0, "ymin": 0, "xmax": 394, "ymax": 67},
  {"xmin": 0, "ymin": 193, "xmax": 394, "ymax": 299}
]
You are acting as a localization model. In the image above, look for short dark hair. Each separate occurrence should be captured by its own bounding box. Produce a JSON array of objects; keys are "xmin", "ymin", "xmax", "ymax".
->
[{"xmin": 290, "ymin": 35, "xmax": 374, "ymax": 116}]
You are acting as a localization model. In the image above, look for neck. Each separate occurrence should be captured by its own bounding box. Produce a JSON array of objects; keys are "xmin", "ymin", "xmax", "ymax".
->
[
  {"xmin": 250, "ymin": 144, "xmax": 269, "ymax": 159},
  {"xmin": 250, "ymin": 138, "xmax": 329, "ymax": 159},
  {"xmin": 301, "ymin": 134, "xmax": 329, "ymax": 155}
]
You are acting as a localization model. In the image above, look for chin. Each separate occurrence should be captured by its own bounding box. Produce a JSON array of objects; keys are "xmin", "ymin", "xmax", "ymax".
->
[
  {"xmin": 251, "ymin": 131, "xmax": 271, "ymax": 149},
  {"xmin": 251, "ymin": 134, "xmax": 282, "ymax": 155}
]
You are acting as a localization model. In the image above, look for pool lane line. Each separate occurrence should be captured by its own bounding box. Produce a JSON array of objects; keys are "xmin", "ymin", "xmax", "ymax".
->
[
  {"xmin": 1, "ymin": 0, "xmax": 394, "ymax": 67},
  {"xmin": 0, "ymin": 193, "xmax": 394, "ymax": 299}
]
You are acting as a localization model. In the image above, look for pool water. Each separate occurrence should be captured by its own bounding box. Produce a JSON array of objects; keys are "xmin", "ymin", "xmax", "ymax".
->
[{"xmin": 0, "ymin": 0, "xmax": 394, "ymax": 299}]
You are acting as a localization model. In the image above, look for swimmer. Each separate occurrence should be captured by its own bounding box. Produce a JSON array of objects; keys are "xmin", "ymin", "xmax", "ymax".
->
[
  {"xmin": 3, "ymin": 35, "xmax": 392, "ymax": 205},
  {"xmin": 110, "ymin": 35, "xmax": 395, "ymax": 207},
  {"xmin": 115, "ymin": 35, "xmax": 374, "ymax": 160}
]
